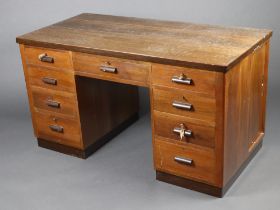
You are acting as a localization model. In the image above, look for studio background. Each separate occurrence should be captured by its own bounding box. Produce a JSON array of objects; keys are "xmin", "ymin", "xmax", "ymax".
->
[{"xmin": 0, "ymin": 1, "xmax": 279, "ymax": 210}]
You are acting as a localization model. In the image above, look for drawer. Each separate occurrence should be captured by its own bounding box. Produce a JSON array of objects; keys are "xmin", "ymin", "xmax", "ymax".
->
[
  {"xmin": 28, "ymin": 66, "xmax": 75, "ymax": 92},
  {"xmin": 34, "ymin": 111, "xmax": 82, "ymax": 148},
  {"xmin": 73, "ymin": 52, "xmax": 150, "ymax": 87},
  {"xmin": 154, "ymin": 111, "xmax": 215, "ymax": 148},
  {"xmin": 152, "ymin": 86, "xmax": 216, "ymax": 124},
  {"xmin": 152, "ymin": 64, "xmax": 216, "ymax": 96},
  {"xmin": 31, "ymin": 86, "xmax": 78, "ymax": 117},
  {"xmin": 24, "ymin": 46, "xmax": 73, "ymax": 69},
  {"xmin": 154, "ymin": 138, "xmax": 218, "ymax": 185}
]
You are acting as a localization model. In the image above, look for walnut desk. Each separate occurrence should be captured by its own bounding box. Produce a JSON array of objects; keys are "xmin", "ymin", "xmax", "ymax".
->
[{"xmin": 16, "ymin": 13, "xmax": 272, "ymax": 197}]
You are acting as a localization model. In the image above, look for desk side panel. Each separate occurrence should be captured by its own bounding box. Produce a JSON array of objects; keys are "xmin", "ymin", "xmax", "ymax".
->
[
  {"xmin": 223, "ymin": 41, "xmax": 270, "ymax": 186},
  {"xmin": 19, "ymin": 44, "xmax": 38, "ymax": 136}
]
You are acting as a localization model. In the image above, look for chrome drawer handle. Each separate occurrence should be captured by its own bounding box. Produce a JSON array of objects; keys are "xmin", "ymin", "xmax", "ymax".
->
[
  {"xmin": 42, "ymin": 77, "xmax": 57, "ymax": 85},
  {"xmin": 171, "ymin": 73, "xmax": 192, "ymax": 85},
  {"xmin": 38, "ymin": 53, "xmax": 54, "ymax": 63},
  {"xmin": 46, "ymin": 100, "xmax": 60, "ymax": 108},
  {"xmin": 100, "ymin": 65, "xmax": 117, "ymax": 73},
  {"xmin": 173, "ymin": 123, "xmax": 192, "ymax": 140},
  {"xmin": 172, "ymin": 101, "xmax": 192, "ymax": 110},
  {"xmin": 174, "ymin": 156, "xmax": 193, "ymax": 165},
  {"xmin": 49, "ymin": 125, "xmax": 64, "ymax": 133}
]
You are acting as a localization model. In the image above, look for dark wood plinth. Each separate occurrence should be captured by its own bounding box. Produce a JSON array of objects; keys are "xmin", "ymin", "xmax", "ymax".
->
[
  {"xmin": 156, "ymin": 141, "xmax": 263, "ymax": 197},
  {"xmin": 38, "ymin": 113, "xmax": 139, "ymax": 159}
]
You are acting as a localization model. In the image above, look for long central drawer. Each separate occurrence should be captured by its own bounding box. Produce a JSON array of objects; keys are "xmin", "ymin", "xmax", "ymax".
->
[{"xmin": 73, "ymin": 53, "xmax": 151, "ymax": 87}]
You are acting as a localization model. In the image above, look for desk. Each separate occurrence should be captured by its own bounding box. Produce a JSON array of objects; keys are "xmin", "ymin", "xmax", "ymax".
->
[{"xmin": 16, "ymin": 13, "xmax": 272, "ymax": 197}]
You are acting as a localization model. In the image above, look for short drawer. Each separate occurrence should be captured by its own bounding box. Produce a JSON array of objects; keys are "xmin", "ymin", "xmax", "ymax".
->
[
  {"xmin": 154, "ymin": 138, "xmax": 218, "ymax": 185},
  {"xmin": 152, "ymin": 64, "xmax": 216, "ymax": 96},
  {"xmin": 31, "ymin": 86, "xmax": 78, "ymax": 117},
  {"xmin": 73, "ymin": 52, "xmax": 151, "ymax": 87},
  {"xmin": 34, "ymin": 111, "xmax": 82, "ymax": 148},
  {"xmin": 28, "ymin": 66, "xmax": 75, "ymax": 92},
  {"xmin": 152, "ymin": 86, "xmax": 216, "ymax": 124},
  {"xmin": 24, "ymin": 46, "xmax": 73, "ymax": 69},
  {"xmin": 153, "ymin": 111, "xmax": 215, "ymax": 148}
]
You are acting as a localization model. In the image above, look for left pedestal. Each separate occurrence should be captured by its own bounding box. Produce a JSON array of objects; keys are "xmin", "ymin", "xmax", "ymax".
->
[{"xmin": 20, "ymin": 45, "xmax": 139, "ymax": 158}]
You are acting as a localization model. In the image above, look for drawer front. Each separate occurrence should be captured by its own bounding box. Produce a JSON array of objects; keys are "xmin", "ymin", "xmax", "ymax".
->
[
  {"xmin": 152, "ymin": 64, "xmax": 216, "ymax": 96},
  {"xmin": 73, "ymin": 53, "xmax": 151, "ymax": 87},
  {"xmin": 154, "ymin": 138, "xmax": 218, "ymax": 185},
  {"xmin": 153, "ymin": 86, "xmax": 216, "ymax": 124},
  {"xmin": 34, "ymin": 111, "xmax": 82, "ymax": 148},
  {"xmin": 28, "ymin": 66, "xmax": 75, "ymax": 92},
  {"xmin": 154, "ymin": 111, "xmax": 215, "ymax": 148},
  {"xmin": 24, "ymin": 46, "xmax": 73, "ymax": 69},
  {"xmin": 31, "ymin": 86, "xmax": 78, "ymax": 117}
]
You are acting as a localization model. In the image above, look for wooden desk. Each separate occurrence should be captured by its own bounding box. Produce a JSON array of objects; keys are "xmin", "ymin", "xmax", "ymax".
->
[{"xmin": 16, "ymin": 13, "xmax": 272, "ymax": 197}]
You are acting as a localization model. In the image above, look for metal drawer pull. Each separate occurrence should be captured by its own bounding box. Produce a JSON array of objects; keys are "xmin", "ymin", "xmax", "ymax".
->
[
  {"xmin": 38, "ymin": 53, "xmax": 54, "ymax": 63},
  {"xmin": 49, "ymin": 125, "xmax": 64, "ymax": 133},
  {"xmin": 174, "ymin": 156, "xmax": 193, "ymax": 165},
  {"xmin": 172, "ymin": 101, "xmax": 192, "ymax": 110},
  {"xmin": 171, "ymin": 73, "xmax": 192, "ymax": 85},
  {"xmin": 46, "ymin": 100, "xmax": 60, "ymax": 108},
  {"xmin": 173, "ymin": 124, "xmax": 192, "ymax": 140},
  {"xmin": 100, "ymin": 65, "xmax": 117, "ymax": 73},
  {"xmin": 42, "ymin": 77, "xmax": 57, "ymax": 85}
]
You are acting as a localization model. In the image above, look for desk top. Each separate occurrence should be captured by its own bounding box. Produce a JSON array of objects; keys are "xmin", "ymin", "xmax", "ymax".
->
[{"xmin": 16, "ymin": 13, "xmax": 272, "ymax": 72}]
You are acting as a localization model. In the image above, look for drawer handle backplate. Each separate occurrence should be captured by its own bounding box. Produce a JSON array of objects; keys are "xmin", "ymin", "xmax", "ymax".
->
[
  {"xmin": 100, "ymin": 65, "xmax": 117, "ymax": 73},
  {"xmin": 49, "ymin": 125, "xmax": 64, "ymax": 133},
  {"xmin": 172, "ymin": 73, "xmax": 192, "ymax": 85},
  {"xmin": 38, "ymin": 53, "xmax": 54, "ymax": 63},
  {"xmin": 173, "ymin": 123, "xmax": 192, "ymax": 140},
  {"xmin": 42, "ymin": 77, "xmax": 57, "ymax": 85},
  {"xmin": 172, "ymin": 101, "xmax": 192, "ymax": 110},
  {"xmin": 46, "ymin": 100, "xmax": 60, "ymax": 108},
  {"xmin": 174, "ymin": 156, "xmax": 193, "ymax": 165}
]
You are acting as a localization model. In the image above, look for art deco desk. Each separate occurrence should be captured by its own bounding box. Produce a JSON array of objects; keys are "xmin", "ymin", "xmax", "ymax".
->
[{"xmin": 16, "ymin": 13, "xmax": 272, "ymax": 197}]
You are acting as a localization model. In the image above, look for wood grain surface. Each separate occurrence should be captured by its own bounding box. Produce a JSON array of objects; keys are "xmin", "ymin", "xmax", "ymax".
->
[
  {"xmin": 73, "ymin": 52, "xmax": 150, "ymax": 87},
  {"xmin": 223, "ymin": 41, "xmax": 269, "ymax": 184},
  {"xmin": 16, "ymin": 13, "xmax": 272, "ymax": 72},
  {"xmin": 24, "ymin": 46, "xmax": 73, "ymax": 70},
  {"xmin": 34, "ymin": 111, "xmax": 82, "ymax": 149},
  {"xmin": 153, "ymin": 111, "xmax": 215, "ymax": 148},
  {"xmin": 152, "ymin": 86, "xmax": 216, "ymax": 124},
  {"xmin": 28, "ymin": 66, "xmax": 76, "ymax": 92},
  {"xmin": 154, "ymin": 137, "xmax": 218, "ymax": 186}
]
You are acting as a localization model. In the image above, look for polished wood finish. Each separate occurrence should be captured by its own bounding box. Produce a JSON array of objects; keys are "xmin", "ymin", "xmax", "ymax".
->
[
  {"xmin": 24, "ymin": 46, "xmax": 73, "ymax": 70},
  {"xmin": 154, "ymin": 138, "xmax": 218, "ymax": 185},
  {"xmin": 73, "ymin": 53, "xmax": 150, "ymax": 87},
  {"xmin": 28, "ymin": 66, "xmax": 76, "ymax": 92},
  {"xmin": 157, "ymin": 140, "xmax": 263, "ymax": 197},
  {"xmin": 17, "ymin": 14, "xmax": 272, "ymax": 197},
  {"xmin": 151, "ymin": 64, "xmax": 216, "ymax": 96},
  {"xmin": 20, "ymin": 43, "xmax": 139, "ymax": 158},
  {"xmin": 34, "ymin": 111, "xmax": 82, "ymax": 148},
  {"xmin": 16, "ymin": 13, "xmax": 272, "ymax": 72},
  {"xmin": 223, "ymin": 42, "xmax": 269, "ymax": 185},
  {"xmin": 31, "ymin": 86, "xmax": 79, "ymax": 117},
  {"xmin": 152, "ymin": 86, "xmax": 216, "ymax": 124},
  {"xmin": 154, "ymin": 111, "xmax": 215, "ymax": 148},
  {"xmin": 37, "ymin": 113, "xmax": 138, "ymax": 159}
]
